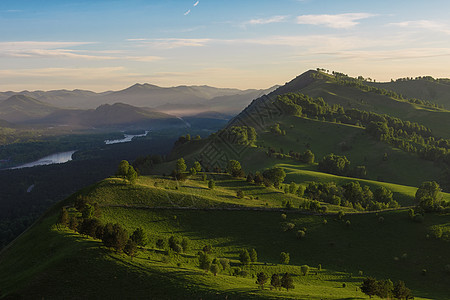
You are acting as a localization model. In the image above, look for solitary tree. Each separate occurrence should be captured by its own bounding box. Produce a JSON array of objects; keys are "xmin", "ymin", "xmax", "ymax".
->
[
  {"xmin": 227, "ymin": 160, "xmax": 244, "ymax": 177},
  {"xmin": 176, "ymin": 158, "xmax": 187, "ymax": 173},
  {"xmin": 256, "ymin": 272, "xmax": 269, "ymax": 289},
  {"xmin": 239, "ymin": 249, "xmax": 251, "ymax": 265},
  {"xmin": 116, "ymin": 160, "xmax": 130, "ymax": 177},
  {"xmin": 126, "ymin": 165, "xmax": 138, "ymax": 184},
  {"xmin": 208, "ymin": 179, "xmax": 215, "ymax": 190},
  {"xmin": 281, "ymin": 273, "xmax": 295, "ymax": 291},
  {"xmin": 270, "ymin": 273, "xmax": 281, "ymax": 290},
  {"xmin": 280, "ymin": 252, "xmax": 290, "ymax": 264}
]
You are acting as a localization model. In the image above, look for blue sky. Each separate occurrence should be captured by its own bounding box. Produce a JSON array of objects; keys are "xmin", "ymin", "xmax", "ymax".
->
[{"xmin": 1, "ymin": 0, "xmax": 450, "ymax": 91}]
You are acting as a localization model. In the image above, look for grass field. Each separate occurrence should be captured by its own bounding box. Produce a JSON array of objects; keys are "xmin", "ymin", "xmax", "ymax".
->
[{"xmin": 1, "ymin": 174, "xmax": 450, "ymax": 299}]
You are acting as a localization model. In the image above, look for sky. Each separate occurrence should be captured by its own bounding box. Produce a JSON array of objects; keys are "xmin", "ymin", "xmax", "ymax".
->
[{"xmin": 1, "ymin": 0, "xmax": 450, "ymax": 91}]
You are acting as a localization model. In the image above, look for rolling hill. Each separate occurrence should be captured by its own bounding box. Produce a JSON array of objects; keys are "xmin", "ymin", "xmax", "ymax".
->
[{"xmin": 1, "ymin": 69, "xmax": 450, "ymax": 299}]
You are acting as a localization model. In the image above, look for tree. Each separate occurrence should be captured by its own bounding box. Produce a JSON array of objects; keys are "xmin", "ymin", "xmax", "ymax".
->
[
  {"xmin": 210, "ymin": 263, "xmax": 220, "ymax": 276},
  {"xmin": 126, "ymin": 165, "xmax": 138, "ymax": 184},
  {"xmin": 249, "ymin": 248, "xmax": 257, "ymax": 263},
  {"xmin": 81, "ymin": 204, "xmax": 95, "ymax": 219},
  {"xmin": 116, "ymin": 160, "xmax": 130, "ymax": 177},
  {"xmin": 208, "ymin": 179, "xmax": 215, "ymax": 189},
  {"xmin": 130, "ymin": 227, "xmax": 146, "ymax": 246},
  {"xmin": 253, "ymin": 172, "xmax": 264, "ymax": 185},
  {"xmin": 124, "ymin": 239, "xmax": 138, "ymax": 258},
  {"xmin": 198, "ymin": 251, "xmax": 212, "ymax": 272},
  {"xmin": 296, "ymin": 230, "xmax": 306, "ymax": 239},
  {"xmin": 374, "ymin": 186, "xmax": 393, "ymax": 203},
  {"xmin": 415, "ymin": 181, "xmax": 441, "ymax": 211},
  {"xmin": 227, "ymin": 160, "xmax": 244, "ymax": 177},
  {"xmin": 176, "ymin": 158, "xmax": 187, "ymax": 173},
  {"xmin": 300, "ymin": 265, "xmax": 310, "ymax": 276},
  {"xmin": 79, "ymin": 218, "xmax": 102, "ymax": 238},
  {"xmin": 102, "ymin": 223, "xmax": 128, "ymax": 252},
  {"xmin": 271, "ymin": 273, "xmax": 281, "ymax": 290},
  {"xmin": 236, "ymin": 190, "xmax": 244, "ymax": 199},
  {"xmin": 361, "ymin": 277, "xmax": 378, "ymax": 298},
  {"xmin": 68, "ymin": 215, "xmax": 78, "ymax": 232},
  {"xmin": 281, "ymin": 273, "xmax": 295, "ymax": 291},
  {"xmin": 280, "ymin": 252, "xmax": 290, "ymax": 264},
  {"xmin": 58, "ymin": 207, "xmax": 69, "ymax": 227},
  {"xmin": 288, "ymin": 182, "xmax": 297, "ymax": 194},
  {"xmin": 256, "ymin": 272, "xmax": 269, "ymax": 289},
  {"xmin": 193, "ymin": 161, "xmax": 202, "ymax": 172},
  {"xmin": 219, "ymin": 258, "xmax": 230, "ymax": 270},
  {"xmin": 263, "ymin": 167, "xmax": 286, "ymax": 188},
  {"xmin": 181, "ymin": 237, "xmax": 190, "ymax": 252},
  {"xmin": 393, "ymin": 281, "xmax": 412, "ymax": 300},
  {"xmin": 376, "ymin": 279, "xmax": 393, "ymax": 299},
  {"xmin": 302, "ymin": 149, "xmax": 315, "ymax": 164},
  {"xmin": 239, "ymin": 249, "xmax": 251, "ymax": 265}
]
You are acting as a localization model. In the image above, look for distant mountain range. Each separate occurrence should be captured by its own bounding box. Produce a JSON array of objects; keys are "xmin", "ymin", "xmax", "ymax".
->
[{"xmin": 0, "ymin": 84, "xmax": 278, "ymax": 116}]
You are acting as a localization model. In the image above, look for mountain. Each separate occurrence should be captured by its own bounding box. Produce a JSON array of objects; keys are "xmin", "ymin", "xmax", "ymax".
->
[
  {"xmin": 0, "ymin": 85, "xmax": 277, "ymax": 116},
  {"xmin": 0, "ymin": 95, "xmax": 58, "ymax": 123},
  {"xmin": 37, "ymin": 102, "xmax": 187, "ymax": 129}
]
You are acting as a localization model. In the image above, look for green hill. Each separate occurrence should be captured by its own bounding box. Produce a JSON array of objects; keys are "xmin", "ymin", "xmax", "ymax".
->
[
  {"xmin": 1, "ymin": 175, "xmax": 449, "ymax": 299},
  {"xmin": 368, "ymin": 77, "xmax": 450, "ymax": 109}
]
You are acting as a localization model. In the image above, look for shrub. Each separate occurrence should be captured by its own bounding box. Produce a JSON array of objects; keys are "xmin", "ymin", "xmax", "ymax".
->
[
  {"xmin": 236, "ymin": 190, "xmax": 244, "ymax": 199},
  {"xmin": 280, "ymin": 252, "xmax": 290, "ymax": 264},
  {"xmin": 296, "ymin": 230, "xmax": 306, "ymax": 239},
  {"xmin": 301, "ymin": 265, "xmax": 310, "ymax": 276}
]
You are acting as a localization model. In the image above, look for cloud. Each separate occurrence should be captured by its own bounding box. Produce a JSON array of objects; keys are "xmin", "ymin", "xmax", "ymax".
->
[
  {"xmin": 296, "ymin": 13, "xmax": 376, "ymax": 29},
  {"xmin": 246, "ymin": 15, "xmax": 289, "ymax": 25},
  {"xmin": 389, "ymin": 20, "xmax": 450, "ymax": 34},
  {"xmin": 193, "ymin": 1, "xmax": 199, "ymax": 7},
  {"xmin": 129, "ymin": 38, "xmax": 211, "ymax": 49},
  {"xmin": 184, "ymin": 9, "xmax": 191, "ymax": 15},
  {"xmin": 0, "ymin": 41, "xmax": 163, "ymax": 61}
]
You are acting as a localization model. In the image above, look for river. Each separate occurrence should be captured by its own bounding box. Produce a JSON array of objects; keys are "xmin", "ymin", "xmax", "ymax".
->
[
  {"xmin": 9, "ymin": 150, "xmax": 77, "ymax": 170},
  {"xmin": 104, "ymin": 131, "xmax": 150, "ymax": 145}
]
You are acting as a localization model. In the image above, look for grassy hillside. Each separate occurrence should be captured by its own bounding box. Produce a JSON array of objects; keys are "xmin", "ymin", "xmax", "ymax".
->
[
  {"xmin": 165, "ymin": 115, "xmax": 447, "ymax": 192},
  {"xmin": 1, "ymin": 175, "xmax": 449, "ymax": 299},
  {"xmin": 369, "ymin": 78, "xmax": 450, "ymax": 109}
]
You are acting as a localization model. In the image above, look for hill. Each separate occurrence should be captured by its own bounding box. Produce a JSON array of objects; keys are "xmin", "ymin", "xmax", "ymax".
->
[
  {"xmin": 0, "ymin": 175, "xmax": 449, "ymax": 299},
  {"xmin": 0, "ymin": 95, "xmax": 58, "ymax": 123},
  {"xmin": 33, "ymin": 102, "xmax": 187, "ymax": 130},
  {"xmin": 368, "ymin": 77, "xmax": 450, "ymax": 109}
]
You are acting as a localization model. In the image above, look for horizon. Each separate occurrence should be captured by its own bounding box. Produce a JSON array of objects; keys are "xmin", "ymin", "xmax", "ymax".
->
[{"xmin": 1, "ymin": 0, "xmax": 449, "ymax": 91}]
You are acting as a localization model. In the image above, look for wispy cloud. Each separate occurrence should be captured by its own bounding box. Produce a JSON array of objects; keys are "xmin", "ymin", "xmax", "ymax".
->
[
  {"xmin": 389, "ymin": 20, "xmax": 450, "ymax": 34},
  {"xmin": 184, "ymin": 9, "xmax": 191, "ymax": 16},
  {"xmin": 0, "ymin": 41, "xmax": 163, "ymax": 62},
  {"xmin": 193, "ymin": 1, "xmax": 199, "ymax": 7},
  {"xmin": 128, "ymin": 38, "xmax": 211, "ymax": 49},
  {"xmin": 246, "ymin": 15, "xmax": 289, "ymax": 25},
  {"xmin": 296, "ymin": 13, "xmax": 376, "ymax": 29}
]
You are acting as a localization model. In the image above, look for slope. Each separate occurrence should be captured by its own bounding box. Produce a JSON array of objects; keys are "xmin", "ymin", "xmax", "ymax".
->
[
  {"xmin": 1, "ymin": 175, "xmax": 449, "ymax": 299},
  {"xmin": 368, "ymin": 77, "xmax": 450, "ymax": 109},
  {"xmin": 0, "ymin": 95, "xmax": 58, "ymax": 123}
]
